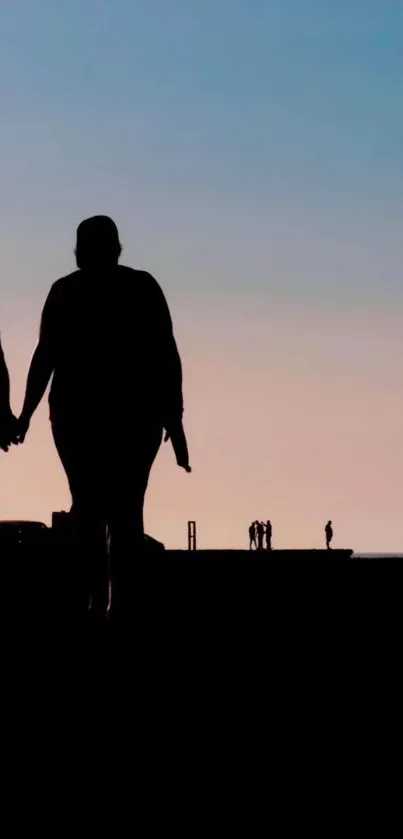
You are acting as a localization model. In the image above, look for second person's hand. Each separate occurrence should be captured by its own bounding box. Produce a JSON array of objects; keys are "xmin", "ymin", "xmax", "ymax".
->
[{"xmin": 15, "ymin": 413, "xmax": 31, "ymax": 444}]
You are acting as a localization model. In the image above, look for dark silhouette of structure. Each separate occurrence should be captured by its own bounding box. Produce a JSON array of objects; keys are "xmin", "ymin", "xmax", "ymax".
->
[
  {"xmin": 188, "ymin": 520, "xmax": 197, "ymax": 551},
  {"xmin": 325, "ymin": 520, "xmax": 333, "ymax": 550},
  {"xmin": 0, "ymin": 336, "xmax": 18, "ymax": 452},
  {"xmin": 249, "ymin": 522, "xmax": 256, "ymax": 550},
  {"xmin": 265, "ymin": 520, "xmax": 272, "ymax": 551},
  {"xmin": 16, "ymin": 215, "xmax": 190, "ymax": 620},
  {"xmin": 0, "ymin": 519, "xmax": 49, "ymax": 550},
  {"xmin": 52, "ymin": 510, "xmax": 73, "ymax": 536}
]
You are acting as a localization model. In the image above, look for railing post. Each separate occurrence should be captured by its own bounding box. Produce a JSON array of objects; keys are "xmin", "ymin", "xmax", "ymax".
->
[{"xmin": 187, "ymin": 520, "xmax": 197, "ymax": 551}]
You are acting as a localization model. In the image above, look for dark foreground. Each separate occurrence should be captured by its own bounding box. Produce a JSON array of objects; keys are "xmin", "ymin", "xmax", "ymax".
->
[
  {"xmin": 4, "ymin": 545, "xmax": 400, "ymax": 827},
  {"xmin": 2, "ymin": 547, "xmax": 402, "ymax": 629}
]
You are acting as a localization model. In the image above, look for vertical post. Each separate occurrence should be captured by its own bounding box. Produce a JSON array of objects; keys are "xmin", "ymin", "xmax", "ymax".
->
[{"xmin": 187, "ymin": 520, "xmax": 197, "ymax": 551}]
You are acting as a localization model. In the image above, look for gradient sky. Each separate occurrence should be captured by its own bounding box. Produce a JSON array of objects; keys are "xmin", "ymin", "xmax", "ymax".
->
[{"xmin": 0, "ymin": 1, "xmax": 402, "ymax": 550}]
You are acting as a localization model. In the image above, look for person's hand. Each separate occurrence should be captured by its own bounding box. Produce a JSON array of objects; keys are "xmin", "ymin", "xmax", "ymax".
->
[
  {"xmin": 164, "ymin": 416, "xmax": 191, "ymax": 473},
  {"xmin": 15, "ymin": 413, "xmax": 31, "ymax": 444},
  {"xmin": 0, "ymin": 411, "xmax": 19, "ymax": 452}
]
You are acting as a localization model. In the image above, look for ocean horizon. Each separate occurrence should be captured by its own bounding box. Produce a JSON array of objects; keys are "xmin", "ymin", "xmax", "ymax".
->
[{"xmin": 353, "ymin": 553, "xmax": 403, "ymax": 559}]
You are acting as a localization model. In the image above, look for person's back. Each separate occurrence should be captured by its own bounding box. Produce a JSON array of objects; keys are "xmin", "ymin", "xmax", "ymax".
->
[{"xmin": 46, "ymin": 264, "xmax": 182, "ymax": 427}]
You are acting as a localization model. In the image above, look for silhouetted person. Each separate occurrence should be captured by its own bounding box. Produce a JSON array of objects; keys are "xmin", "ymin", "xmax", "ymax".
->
[
  {"xmin": 249, "ymin": 522, "xmax": 256, "ymax": 550},
  {"xmin": 256, "ymin": 521, "xmax": 264, "ymax": 551},
  {"xmin": 0, "ymin": 336, "xmax": 18, "ymax": 452},
  {"xmin": 325, "ymin": 520, "xmax": 333, "ymax": 550},
  {"xmin": 265, "ymin": 520, "xmax": 272, "ymax": 551},
  {"xmin": 17, "ymin": 216, "xmax": 186, "ymax": 619}
]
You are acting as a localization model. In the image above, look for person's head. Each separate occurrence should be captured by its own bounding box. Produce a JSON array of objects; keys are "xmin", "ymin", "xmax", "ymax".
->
[{"xmin": 75, "ymin": 215, "xmax": 122, "ymax": 269}]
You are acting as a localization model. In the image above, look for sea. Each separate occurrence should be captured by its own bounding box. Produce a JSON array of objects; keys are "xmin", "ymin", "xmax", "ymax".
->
[{"xmin": 353, "ymin": 553, "xmax": 403, "ymax": 559}]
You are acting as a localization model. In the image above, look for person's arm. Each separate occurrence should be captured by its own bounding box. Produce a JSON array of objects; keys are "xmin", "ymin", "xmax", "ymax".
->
[
  {"xmin": 0, "ymin": 339, "xmax": 12, "ymax": 419},
  {"xmin": 18, "ymin": 287, "xmax": 58, "ymax": 439},
  {"xmin": 0, "ymin": 337, "xmax": 18, "ymax": 451},
  {"xmin": 163, "ymin": 330, "xmax": 184, "ymax": 429},
  {"xmin": 147, "ymin": 274, "xmax": 184, "ymax": 427},
  {"xmin": 145, "ymin": 273, "xmax": 191, "ymax": 468}
]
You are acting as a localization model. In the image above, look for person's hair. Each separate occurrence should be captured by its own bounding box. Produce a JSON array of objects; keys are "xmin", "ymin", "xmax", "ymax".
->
[{"xmin": 75, "ymin": 215, "xmax": 122, "ymax": 268}]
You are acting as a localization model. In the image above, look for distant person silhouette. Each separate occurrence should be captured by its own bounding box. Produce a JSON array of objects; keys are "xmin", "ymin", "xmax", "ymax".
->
[
  {"xmin": 249, "ymin": 522, "xmax": 256, "ymax": 550},
  {"xmin": 325, "ymin": 520, "xmax": 333, "ymax": 550},
  {"xmin": 265, "ymin": 520, "xmax": 272, "ymax": 551},
  {"xmin": 256, "ymin": 521, "xmax": 264, "ymax": 551},
  {"xmin": 17, "ymin": 215, "xmax": 187, "ymax": 618},
  {"xmin": 0, "ymin": 335, "xmax": 18, "ymax": 452}
]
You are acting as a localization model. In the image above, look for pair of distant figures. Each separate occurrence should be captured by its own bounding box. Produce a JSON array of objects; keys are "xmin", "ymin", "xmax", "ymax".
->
[
  {"xmin": 249, "ymin": 519, "xmax": 334, "ymax": 551},
  {"xmin": 249, "ymin": 520, "xmax": 272, "ymax": 551}
]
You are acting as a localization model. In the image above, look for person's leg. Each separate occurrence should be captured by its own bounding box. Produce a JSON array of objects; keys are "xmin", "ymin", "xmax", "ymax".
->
[
  {"xmin": 107, "ymin": 421, "xmax": 163, "ymax": 619},
  {"xmin": 51, "ymin": 421, "xmax": 109, "ymax": 618}
]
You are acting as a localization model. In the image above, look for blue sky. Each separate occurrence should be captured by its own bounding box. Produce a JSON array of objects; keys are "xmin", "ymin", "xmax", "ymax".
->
[
  {"xmin": 2, "ymin": 1, "xmax": 402, "ymax": 199},
  {"xmin": 1, "ymin": 1, "xmax": 402, "ymax": 304},
  {"xmin": 1, "ymin": 1, "xmax": 403, "ymax": 548}
]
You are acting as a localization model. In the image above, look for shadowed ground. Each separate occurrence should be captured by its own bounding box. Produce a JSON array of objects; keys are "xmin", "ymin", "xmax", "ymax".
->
[{"xmin": 2, "ymin": 547, "xmax": 401, "ymax": 627}]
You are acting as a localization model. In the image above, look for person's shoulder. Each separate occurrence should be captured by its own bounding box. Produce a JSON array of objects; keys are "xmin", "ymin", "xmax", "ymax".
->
[
  {"xmin": 118, "ymin": 265, "xmax": 158, "ymax": 283},
  {"xmin": 40, "ymin": 272, "xmax": 80, "ymax": 320},
  {"xmin": 117, "ymin": 265, "xmax": 163, "ymax": 295},
  {"xmin": 48, "ymin": 271, "xmax": 81, "ymax": 299}
]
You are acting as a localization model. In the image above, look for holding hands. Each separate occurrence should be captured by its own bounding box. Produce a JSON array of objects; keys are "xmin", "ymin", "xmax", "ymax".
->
[
  {"xmin": 0, "ymin": 410, "xmax": 30, "ymax": 452},
  {"xmin": 0, "ymin": 410, "xmax": 20, "ymax": 452},
  {"xmin": 15, "ymin": 413, "xmax": 30, "ymax": 444}
]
